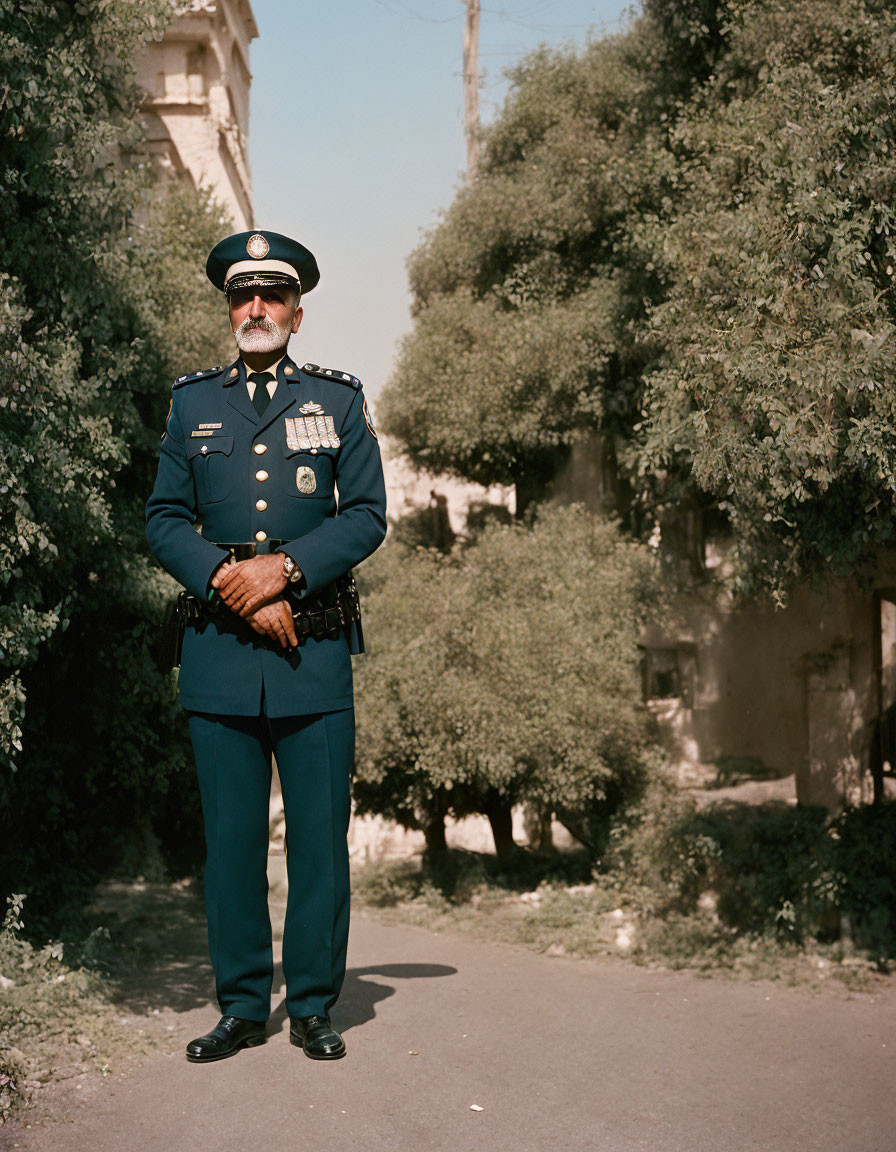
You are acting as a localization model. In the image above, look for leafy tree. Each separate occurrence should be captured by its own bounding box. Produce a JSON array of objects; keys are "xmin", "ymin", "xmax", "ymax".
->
[
  {"xmin": 353, "ymin": 506, "xmax": 657, "ymax": 860},
  {"xmin": 0, "ymin": 0, "xmax": 233, "ymax": 928},
  {"xmin": 379, "ymin": 31, "xmax": 662, "ymax": 502},
  {"xmin": 380, "ymin": 0, "xmax": 896, "ymax": 593},
  {"xmin": 634, "ymin": 0, "xmax": 896, "ymax": 590}
]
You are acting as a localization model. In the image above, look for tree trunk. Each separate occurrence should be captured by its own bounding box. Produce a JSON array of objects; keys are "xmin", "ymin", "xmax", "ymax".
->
[
  {"xmin": 523, "ymin": 802, "xmax": 554, "ymax": 853},
  {"xmin": 484, "ymin": 789, "xmax": 516, "ymax": 862},
  {"xmin": 421, "ymin": 810, "xmax": 447, "ymax": 859},
  {"xmin": 419, "ymin": 787, "xmax": 450, "ymax": 860}
]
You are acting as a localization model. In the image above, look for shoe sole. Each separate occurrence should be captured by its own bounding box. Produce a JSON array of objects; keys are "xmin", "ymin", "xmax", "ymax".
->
[
  {"xmin": 289, "ymin": 1033, "xmax": 346, "ymax": 1060},
  {"xmin": 185, "ymin": 1034, "xmax": 266, "ymax": 1063}
]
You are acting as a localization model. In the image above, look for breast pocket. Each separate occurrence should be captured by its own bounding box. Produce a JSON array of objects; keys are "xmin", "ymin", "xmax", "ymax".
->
[
  {"xmin": 187, "ymin": 436, "xmax": 234, "ymax": 504},
  {"xmin": 280, "ymin": 444, "xmax": 336, "ymax": 499}
]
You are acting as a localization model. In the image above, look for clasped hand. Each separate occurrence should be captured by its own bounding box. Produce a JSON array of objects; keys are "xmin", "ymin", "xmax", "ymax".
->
[{"xmin": 211, "ymin": 554, "xmax": 298, "ymax": 649}]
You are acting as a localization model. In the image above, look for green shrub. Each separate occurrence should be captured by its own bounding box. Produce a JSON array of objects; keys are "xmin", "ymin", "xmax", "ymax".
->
[
  {"xmin": 612, "ymin": 787, "xmax": 896, "ymax": 957},
  {"xmin": 355, "ymin": 505, "xmax": 659, "ymax": 856},
  {"xmin": 0, "ymin": 895, "xmax": 117, "ymax": 1128}
]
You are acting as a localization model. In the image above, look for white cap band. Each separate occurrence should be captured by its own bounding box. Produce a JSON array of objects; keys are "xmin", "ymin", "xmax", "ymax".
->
[{"xmin": 224, "ymin": 259, "xmax": 299, "ymax": 285}]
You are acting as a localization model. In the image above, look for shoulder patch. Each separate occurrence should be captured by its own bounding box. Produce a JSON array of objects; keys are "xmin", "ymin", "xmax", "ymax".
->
[
  {"xmin": 302, "ymin": 363, "xmax": 362, "ymax": 390},
  {"xmin": 173, "ymin": 365, "xmax": 224, "ymax": 389}
]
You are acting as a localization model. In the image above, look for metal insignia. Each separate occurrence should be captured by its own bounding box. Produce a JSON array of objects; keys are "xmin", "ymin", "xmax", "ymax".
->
[
  {"xmin": 285, "ymin": 417, "xmax": 302, "ymax": 451},
  {"xmin": 246, "ymin": 233, "xmax": 269, "ymax": 259},
  {"xmin": 296, "ymin": 466, "xmax": 317, "ymax": 494},
  {"xmin": 363, "ymin": 396, "xmax": 378, "ymax": 439},
  {"xmin": 286, "ymin": 414, "xmax": 340, "ymax": 450},
  {"xmin": 299, "ymin": 401, "xmax": 324, "ymax": 415},
  {"xmin": 199, "ymin": 422, "xmax": 222, "ymax": 429},
  {"xmin": 324, "ymin": 415, "xmax": 340, "ymax": 448}
]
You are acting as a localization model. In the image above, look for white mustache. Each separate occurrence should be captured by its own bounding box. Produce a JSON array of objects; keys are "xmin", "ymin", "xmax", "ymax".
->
[{"xmin": 236, "ymin": 316, "xmax": 277, "ymax": 338}]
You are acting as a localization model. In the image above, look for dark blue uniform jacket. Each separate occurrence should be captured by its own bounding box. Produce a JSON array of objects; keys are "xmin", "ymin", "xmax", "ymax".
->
[{"xmin": 145, "ymin": 355, "xmax": 387, "ymax": 717}]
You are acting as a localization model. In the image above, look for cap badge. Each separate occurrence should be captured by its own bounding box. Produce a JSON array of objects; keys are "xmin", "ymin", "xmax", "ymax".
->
[
  {"xmin": 246, "ymin": 233, "xmax": 270, "ymax": 259},
  {"xmin": 296, "ymin": 466, "xmax": 317, "ymax": 495}
]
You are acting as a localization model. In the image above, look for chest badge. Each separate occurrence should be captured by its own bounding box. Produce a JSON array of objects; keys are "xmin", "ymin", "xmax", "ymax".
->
[
  {"xmin": 296, "ymin": 465, "xmax": 317, "ymax": 494},
  {"xmin": 299, "ymin": 401, "xmax": 324, "ymax": 415}
]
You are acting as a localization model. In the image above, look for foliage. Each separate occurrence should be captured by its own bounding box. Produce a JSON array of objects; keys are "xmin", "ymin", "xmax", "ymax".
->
[
  {"xmin": 612, "ymin": 786, "xmax": 896, "ymax": 956},
  {"xmin": 0, "ymin": 0, "xmax": 233, "ymax": 929},
  {"xmin": 354, "ymin": 505, "xmax": 658, "ymax": 850},
  {"xmin": 0, "ymin": 895, "xmax": 118, "ymax": 1127},
  {"xmin": 381, "ymin": 0, "xmax": 896, "ymax": 592},
  {"xmin": 380, "ymin": 29, "xmax": 663, "ymax": 494},
  {"xmin": 636, "ymin": 0, "xmax": 896, "ymax": 590}
]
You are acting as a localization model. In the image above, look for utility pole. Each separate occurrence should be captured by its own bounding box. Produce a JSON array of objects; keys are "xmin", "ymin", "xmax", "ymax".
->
[{"xmin": 462, "ymin": 0, "xmax": 480, "ymax": 182}]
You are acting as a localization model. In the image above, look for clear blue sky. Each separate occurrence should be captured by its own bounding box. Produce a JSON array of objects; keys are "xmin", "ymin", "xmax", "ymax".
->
[{"xmin": 249, "ymin": 1, "xmax": 635, "ymax": 399}]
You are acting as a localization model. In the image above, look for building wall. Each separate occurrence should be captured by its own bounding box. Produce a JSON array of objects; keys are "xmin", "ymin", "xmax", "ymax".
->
[
  {"xmin": 137, "ymin": 0, "xmax": 258, "ymax": 229},
  {"xmin": 549, "ymin": 430, "xmax": 896, "ymax": 808},
  {"xmin": 642, "ymin": 578, "xmax": 886, "ymax": 807}
]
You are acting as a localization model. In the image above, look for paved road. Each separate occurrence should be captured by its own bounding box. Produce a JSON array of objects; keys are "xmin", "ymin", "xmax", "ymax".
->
[{"xmin": 3, "ymin": 902, "xmax": 895, "ymax": 1152}]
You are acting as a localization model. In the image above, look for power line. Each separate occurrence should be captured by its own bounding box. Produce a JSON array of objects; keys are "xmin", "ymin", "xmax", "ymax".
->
[
  {"xmin": 371, "ymin": 0, "xmax": 461, "ymax": 23},
  {"xmin": 370, "ymin": 0, "xmax": 618, "ymax": 31}
]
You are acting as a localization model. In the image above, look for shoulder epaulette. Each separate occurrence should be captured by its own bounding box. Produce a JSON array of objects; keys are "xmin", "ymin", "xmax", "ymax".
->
[
  {"xmin": 301, "ymin": 363, "xmax": 362, "ymax": 390},
  {"xmin": 173, "ymin": 365, "xmax": 224, "ymax": 388}
]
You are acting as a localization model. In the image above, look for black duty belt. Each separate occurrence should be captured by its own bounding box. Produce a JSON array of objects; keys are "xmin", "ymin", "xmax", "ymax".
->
[{"xmin": 176, "ymin": 566, "xmax": 362, "ymax": 648}]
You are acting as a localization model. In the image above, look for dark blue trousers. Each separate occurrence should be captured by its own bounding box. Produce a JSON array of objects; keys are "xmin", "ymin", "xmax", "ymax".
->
[{"xmin": 187, "ymin": 707, "xmax": 354, "ymax": 1022}]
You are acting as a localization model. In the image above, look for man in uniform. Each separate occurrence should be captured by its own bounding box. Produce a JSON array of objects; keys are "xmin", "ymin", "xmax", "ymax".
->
[{"xmin": 146, "ymin": 230, "xmax": 387, "ymax": 1062}]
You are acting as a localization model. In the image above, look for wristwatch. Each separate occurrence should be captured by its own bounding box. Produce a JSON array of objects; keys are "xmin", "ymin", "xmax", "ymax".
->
[{"xmin": 281, "ymin": 554, "xmax": 303, "ymax": 584}]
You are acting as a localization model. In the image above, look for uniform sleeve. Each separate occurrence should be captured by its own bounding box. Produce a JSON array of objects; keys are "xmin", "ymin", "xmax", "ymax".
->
[
  {"xmin": 280, "ymin": 388, "xmax": 387, "ymax": 596},
  {"xmin": 145, "ymin": 392, "xmax": 230, "ymax": 597}
]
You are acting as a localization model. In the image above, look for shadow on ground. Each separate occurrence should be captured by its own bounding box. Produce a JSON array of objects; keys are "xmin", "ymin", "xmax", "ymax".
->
[
  {"xmin": 269, "ymin": 961, "xmax": 458, "ymax": 1036},
  {"xmin": 88, "ymin": 881, "xmax": 457, "ymax": 1029}
]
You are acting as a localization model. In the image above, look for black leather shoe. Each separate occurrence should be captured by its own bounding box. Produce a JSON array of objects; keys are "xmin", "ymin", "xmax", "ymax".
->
[
  {"xmin": 289, "ymin": 1015, "xmax": 346, "ymax": 1060},
  {"xmin": 185, "ymin": 1015, "xmax": 267, "ymax": 1062}
]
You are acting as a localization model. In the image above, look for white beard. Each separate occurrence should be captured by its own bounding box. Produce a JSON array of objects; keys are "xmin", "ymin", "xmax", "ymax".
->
[{"xmin": 233, "ymin": 315, "xmax": 292, "ymax": 354}]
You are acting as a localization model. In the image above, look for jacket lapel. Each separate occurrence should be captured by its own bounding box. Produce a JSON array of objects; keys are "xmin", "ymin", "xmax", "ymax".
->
[{"xmin": 224, "ymin": 358, "xmax": 259, "ymax": 425}]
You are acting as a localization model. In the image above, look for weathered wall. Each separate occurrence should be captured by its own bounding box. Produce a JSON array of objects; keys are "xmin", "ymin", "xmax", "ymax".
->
[
  {"xmin": 643, "ymin": 578, "xmax": 885, "ymax": 806},
  {"xmin": 549, "ymin": 430, "xmax": 896, "ymax": 807},
  {"xmin": 137, "ymin": 0, "xmax": 257, "ymax": 229}
]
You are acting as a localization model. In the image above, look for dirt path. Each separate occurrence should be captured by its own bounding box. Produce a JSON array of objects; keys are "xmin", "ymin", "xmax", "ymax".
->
[{"xmin": 3, "ymin": 884, "xmax": 895, "ymax": 1152}]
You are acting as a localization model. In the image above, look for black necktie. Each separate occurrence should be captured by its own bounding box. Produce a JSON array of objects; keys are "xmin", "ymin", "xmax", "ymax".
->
[{"xmin": 248, "ymin": 371, "xmax": 276, "ymax": 417}]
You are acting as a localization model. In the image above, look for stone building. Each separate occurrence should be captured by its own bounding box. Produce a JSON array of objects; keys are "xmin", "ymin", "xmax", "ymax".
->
[
  {"xmin": 136, "ymin": 0, "xmax": 257, "ymax": 229},
  {"xmin": 547, "ymin": 431, "xmax": 896, "ymax": 808}
]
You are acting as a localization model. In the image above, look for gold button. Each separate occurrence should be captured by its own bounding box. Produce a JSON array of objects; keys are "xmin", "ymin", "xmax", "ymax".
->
[
  {"xmin": 255, "ymin": 470, "xmax": 268, "ymax": 482},
  {"xmin": 254, "ymin": 443, "xmax": 267, "ymax": 455},
  {"xmin": 255, "ymin": 499, "xmax": 267, "ymax": 511},
  {"xmin": 255, "ymin": 531, "xmax": 267, "ymax": 543},
  {"xmin": 230, "ymin": 367, "xmax": 238, "ymax": 377},
  {"xmin": 284, "ymin": 366, "xmax": 293, "ymax": 375}
]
